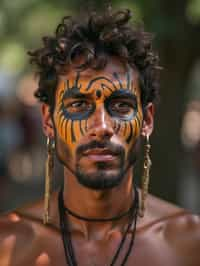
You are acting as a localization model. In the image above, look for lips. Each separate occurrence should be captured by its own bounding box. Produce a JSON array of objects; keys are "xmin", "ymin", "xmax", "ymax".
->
[{"xmin": 82, "ymin": 148, "xmax": 118, "ymax": 161}]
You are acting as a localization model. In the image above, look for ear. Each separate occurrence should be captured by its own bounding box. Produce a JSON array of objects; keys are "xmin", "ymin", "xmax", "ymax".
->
[
  {"xmin": 41, "ymin": 103, "xmax": 55, "ymax": 138},
  {"xmin": 141, "ymin": 103, "xmax": 155, "ymax": 137}
]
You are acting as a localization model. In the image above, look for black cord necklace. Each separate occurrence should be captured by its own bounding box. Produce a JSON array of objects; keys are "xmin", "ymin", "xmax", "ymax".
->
[
  {"xmin": 64, "ymin": 195, "xmax": 137, "ymax": 222},
  {"xmin": 58, "ymin": 187, "xmax": 138, "ymax": 266}
]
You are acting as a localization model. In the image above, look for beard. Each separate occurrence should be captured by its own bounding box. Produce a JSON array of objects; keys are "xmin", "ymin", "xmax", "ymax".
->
[
  {"xmin": 75, "ymin": 158, "xmax": 125, "ymax": 190},
  {"xmin": 56, "ymin": 135, "xmax": 141, "ymax": 190},
  {"xmin": 75, "ymin": 140, "xmax": 126, "ymax": 190}
]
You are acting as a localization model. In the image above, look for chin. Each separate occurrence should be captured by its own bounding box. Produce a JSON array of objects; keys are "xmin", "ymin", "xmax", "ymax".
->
[{"xmin": 75, "ymin": 168, "xmax": 125, "ymax": 190}]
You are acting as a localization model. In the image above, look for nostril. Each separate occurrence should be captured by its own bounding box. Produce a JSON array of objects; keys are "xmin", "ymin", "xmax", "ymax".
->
[
  {"xmin": 104, "ymin": 131, "xmax": 113, "ymax": 139},
  {"xmin": 89, "ymin": 125, "xmax": 114, "ymax": 139}
]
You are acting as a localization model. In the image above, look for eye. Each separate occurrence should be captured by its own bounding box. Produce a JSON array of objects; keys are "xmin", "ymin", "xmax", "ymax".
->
[
  {"xmin": 111, "ymin": 101, "xmax": 132, "ymax": 113},
  {"xmin": 65, "ymin": 100, "xmax": 93, "ymax": 113},
  {"xmin": 106, "ymin": 98, "xmax": 137, "ymax": 120}
]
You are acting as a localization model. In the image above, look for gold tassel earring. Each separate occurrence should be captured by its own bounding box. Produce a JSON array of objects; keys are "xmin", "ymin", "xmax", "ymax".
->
[
  {"xmin": 43, "ymin": 137, "xmax": 55, "ymax": 225},
  {"xmin": 139, "ymin": 135, "xmax": 152, "ymax": 217}
]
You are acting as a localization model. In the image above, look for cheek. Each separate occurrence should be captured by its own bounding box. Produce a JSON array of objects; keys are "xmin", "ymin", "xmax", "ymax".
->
[
  {"xmin": 114, "ymin": 112, "xmax": 143, "ymax": 146},
  {"xmin": 54, "ymin": 109, "xmax": 89, "ymax": 151}
]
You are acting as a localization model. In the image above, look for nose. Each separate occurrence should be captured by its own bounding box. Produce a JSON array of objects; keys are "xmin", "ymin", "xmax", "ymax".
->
[{"xmin": 88, "ymin": 104, "xmax": 114, "ymax": 140}]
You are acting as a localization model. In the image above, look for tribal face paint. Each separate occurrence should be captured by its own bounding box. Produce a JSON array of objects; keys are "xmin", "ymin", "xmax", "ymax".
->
[
  {"xmin": 53, "ymin": 62, "xmax": 144, "ymax": 189},
  {"xmin": 54, "ymin": 69, "xmax": 143, "ymax": 150}
]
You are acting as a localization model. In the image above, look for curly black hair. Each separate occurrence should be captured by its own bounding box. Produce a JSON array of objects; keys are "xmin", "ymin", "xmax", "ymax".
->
[{"xmin": 29, "ymin": 7, "xmax": 160, "ymax": 112}]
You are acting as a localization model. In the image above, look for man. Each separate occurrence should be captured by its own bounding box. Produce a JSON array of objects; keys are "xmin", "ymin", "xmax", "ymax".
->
[{"xmin": 0, "ymin": 7, "xmax": 200, "ymax": 266}]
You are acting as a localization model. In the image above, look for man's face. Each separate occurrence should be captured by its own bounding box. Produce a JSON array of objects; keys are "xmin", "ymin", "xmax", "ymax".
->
[{"xmin": 52, "ymin": 59, "xmax": 144, "ymax": 190}]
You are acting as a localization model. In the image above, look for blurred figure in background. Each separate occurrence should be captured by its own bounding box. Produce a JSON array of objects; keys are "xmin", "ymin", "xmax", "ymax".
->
[
  {"xmin": 180, "ymin": 100, "xmax": 200, "ymax": 212},
  {"xmin": 178, "ymin": 60, "xmax": 200, "ymax": 213},
  {"xmin": 0, "ymin": 72, "xmax": 45, "ymax": 211},
  {"xmin": 0, "ymin": 72, "xmax": 23, "ymax": 210}
]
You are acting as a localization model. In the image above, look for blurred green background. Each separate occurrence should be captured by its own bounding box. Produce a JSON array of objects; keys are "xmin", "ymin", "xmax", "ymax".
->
[{"xmin": 0, "ymin": 0, "xmax": 200, "ymax": 212}]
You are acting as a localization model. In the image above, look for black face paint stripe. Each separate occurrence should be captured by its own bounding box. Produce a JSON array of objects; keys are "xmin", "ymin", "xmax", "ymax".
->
[
  {"xmin": 79, "ymin": 120, "xmax": 84, "ymax": 136},
  {"xmin": 75, "ymin": 72, "xmax": 80, "ymax": 88},
  {"xmin": 126, "ymin": 122, "xmax": 131, "ymax": 141},
  {"xmin": 114, "ymin": 120, "xmax": 117, "ymax": 131},
  {"xmin": 62, "ymin": 119, "xmax": 67, "ymax": 138},
  {"xmin": 86, "ymin": 76, "xmax": 118, "ymax": 91},
  {"xmin": 66, "ymin": 80, "xmax": 70, "ymax": 90},
  {"xmin": 64, "ymin": 72, "xmax": 81, "ymax": 92},
  {"xmin": 126, "ymin": 122, "xmax": 133, "ymax": 144},
  {"xmin": 64, "ymin": 120, "xmax": 69, "ymax": 142},
  {"xmin": 85, "ymin": 119, "xmax": 88, "ymax": 132},
  {"xmin": 124, "ymin": 121, "xmax": 127, "ymax": 137},
  {"xmin": 113, "ymin": 72, "xmax": 123, "ymax": 89},
  {"xmin": 71, "ymin": 120, "xmax": 76, "ymax": 142},
  {"xmin": 101, "ymin": 84, "xmax": 113, "ymax": 93}
]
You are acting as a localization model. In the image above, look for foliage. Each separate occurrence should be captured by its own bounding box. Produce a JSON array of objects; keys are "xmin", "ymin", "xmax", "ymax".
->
[{"xmin": 1, "ymin": 0, "xmax": 200, "ymax": 72}]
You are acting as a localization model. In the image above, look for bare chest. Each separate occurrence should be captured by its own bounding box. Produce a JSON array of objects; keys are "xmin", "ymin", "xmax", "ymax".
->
[{"xmin": 9, "ymin": 231, "xmax": 196, "ymax": 266}]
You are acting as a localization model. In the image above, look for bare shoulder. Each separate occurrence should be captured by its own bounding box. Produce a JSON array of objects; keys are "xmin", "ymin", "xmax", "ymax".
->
[
  {"xmin": 0, "ymin": 193, "xmax": 59, "ymax": 266},
  {"xmin": 144, "ymin": 192, "xmax": 200, "ymax": 234},
  {"xmin": 139, "ymin": 194, "xmax": 200, "ymax": 265},
  {"xmin": 163, "ymin": 211, "xmax": 200, "ymax": 244},
  {"xmin": 0, "ymin": 212, "xmax": 37, "ymax": 266},
  {"xmin": 163, "ymin": 212, "xmax": 200, "ymax": 265},
  {"xmin": 137, "ymin": 192, "xmax": 185, "ymax": 229},
  {"xmin": 0, "ymin": 211, "xmax": 37, "ymax": 242}
]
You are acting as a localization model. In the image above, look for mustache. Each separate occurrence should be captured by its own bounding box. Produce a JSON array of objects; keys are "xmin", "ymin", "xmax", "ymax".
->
[{"xmin": 76, "ymin": 140, "xmax": 124, "ymax": 156}]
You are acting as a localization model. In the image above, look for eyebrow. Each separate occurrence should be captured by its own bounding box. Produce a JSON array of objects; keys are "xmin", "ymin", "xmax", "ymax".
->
[
  {"xmin": 108, "ymin": 89, "xmax": 137, "ymax": 101},
  {"xmin": 62, "ymin": 87, "xmax": 88, "ymax": 99},
  {"xmin": 62, "ymin": 85, "xmax": 138, "ymax": 102}
]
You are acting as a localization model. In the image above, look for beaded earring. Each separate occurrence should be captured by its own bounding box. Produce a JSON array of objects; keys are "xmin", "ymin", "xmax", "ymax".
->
[{"xmin": 43, "ymin": 137, "xmax": 55, "ymax": 224}]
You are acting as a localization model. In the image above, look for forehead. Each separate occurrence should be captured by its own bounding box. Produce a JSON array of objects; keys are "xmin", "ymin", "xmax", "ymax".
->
[{"xmin": 56, "ymin": 59, "xmax": 140, "ymax": 98}]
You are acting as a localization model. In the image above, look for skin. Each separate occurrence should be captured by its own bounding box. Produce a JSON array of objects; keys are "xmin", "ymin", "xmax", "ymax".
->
[{"xmin": 0, "ymin": 58, "xmax": 200, "ymax": 266}]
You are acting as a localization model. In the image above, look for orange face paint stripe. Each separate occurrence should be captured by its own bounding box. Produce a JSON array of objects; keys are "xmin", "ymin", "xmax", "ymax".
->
[
  {"xmin": 136, "ymin": 115, "xmax": 141, "ymax": 132},
  {"xmin": 74, "ymin": 120, "xmax": 82, "ymax": 140},
  {"xmin": 57, "ymin": 109, "xmax": 64, "ymax": 121},
  {"xmin": 58, "ymin": 115, "xmax": 65, "ymax": 132},
  {"xmin": 66, "ymin": 120, "xmax": 72, "ymax": 144},
  {"xmin": 58, "ymin": 90, "xmax": 64, "ymax": 103},
  {"xmin": 60, "ymin": 119, "xmax": 67, "ymax": 140}
]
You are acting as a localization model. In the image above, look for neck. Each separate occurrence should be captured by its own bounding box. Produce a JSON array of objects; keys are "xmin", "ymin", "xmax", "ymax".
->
[{"xmin": 62, "ymin": 167, "xmax": 135, "ymax": 239}]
